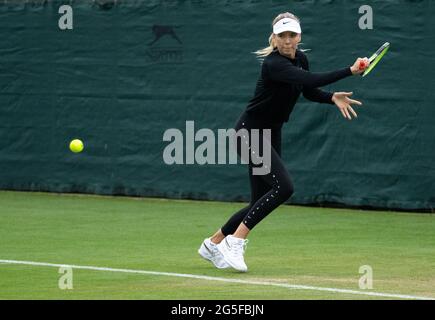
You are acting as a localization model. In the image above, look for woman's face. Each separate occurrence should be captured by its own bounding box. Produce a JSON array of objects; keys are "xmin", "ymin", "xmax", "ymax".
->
[{"xmin": 273, "ymin": 31, "xmax": 301, "ymax": 59}]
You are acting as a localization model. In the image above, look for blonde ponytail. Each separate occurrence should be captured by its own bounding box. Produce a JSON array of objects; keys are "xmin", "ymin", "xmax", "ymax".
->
[{"xmin": 254, "ymin": 34, "xmax": 276, "ymax": 58}]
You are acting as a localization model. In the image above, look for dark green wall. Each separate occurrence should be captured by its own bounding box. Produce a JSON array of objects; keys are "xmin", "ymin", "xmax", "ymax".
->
[{"xmin": 1, "ymin": 0, "xmax": 434, "ymax": 210}]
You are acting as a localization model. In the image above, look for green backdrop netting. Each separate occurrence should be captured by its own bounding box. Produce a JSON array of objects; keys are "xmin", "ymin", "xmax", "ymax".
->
[{"xmin": 1, "ymin": 0, "xmax": 434, "ymax": 210}]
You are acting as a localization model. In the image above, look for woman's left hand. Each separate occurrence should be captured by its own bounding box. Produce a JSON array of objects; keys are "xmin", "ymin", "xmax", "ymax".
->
[{"xmin": 332, "ymin": 92, "xmax": 362, "ymax": 120}]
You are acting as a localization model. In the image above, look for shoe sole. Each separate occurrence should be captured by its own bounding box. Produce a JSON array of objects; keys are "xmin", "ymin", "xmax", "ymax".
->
[{"xmin": 198, "ymin": 247, "xmax": 230, "ymax": 269}]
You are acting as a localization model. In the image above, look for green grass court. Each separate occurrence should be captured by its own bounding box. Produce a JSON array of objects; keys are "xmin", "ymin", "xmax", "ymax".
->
[{"xmin": 0, "ymin": 191, "xmax": 434, "ymax": 300}]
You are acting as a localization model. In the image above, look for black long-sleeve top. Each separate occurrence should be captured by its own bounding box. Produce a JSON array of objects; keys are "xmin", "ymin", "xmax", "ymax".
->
[{"xmin": 245, "ymin": 49, "xmax": 353, "ymax": 124}]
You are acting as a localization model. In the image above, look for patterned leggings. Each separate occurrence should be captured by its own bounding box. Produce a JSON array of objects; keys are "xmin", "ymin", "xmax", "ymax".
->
[{"xmin": 221, "ymin": 113, "xmax": 294, "ymax": 235}]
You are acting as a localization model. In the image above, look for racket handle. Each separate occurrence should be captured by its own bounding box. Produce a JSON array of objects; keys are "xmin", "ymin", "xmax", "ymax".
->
[{"xmin": 359, "ymin": 60, "xmax": 367, "ymax": 70}]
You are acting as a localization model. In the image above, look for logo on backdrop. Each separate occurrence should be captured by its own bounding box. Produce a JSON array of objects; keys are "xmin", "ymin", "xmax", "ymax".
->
[
  {"xmin": 93, "ymin": 0, "xmax": 117, "ymax": 10},
  {"xmin": 146, "ymin": 24, "xmax": 184, "ymax": 64}
]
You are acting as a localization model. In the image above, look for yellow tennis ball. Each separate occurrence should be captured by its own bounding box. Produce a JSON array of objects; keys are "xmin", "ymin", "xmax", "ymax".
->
[{"xmin": 69, "ymin": 139, "xmax": 84, "ymax": 153}]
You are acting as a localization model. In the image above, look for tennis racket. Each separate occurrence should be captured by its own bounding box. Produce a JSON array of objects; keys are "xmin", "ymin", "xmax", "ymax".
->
[{"xmin": 359, "ymin": 42, "xmax": 390, "ymax": 77}]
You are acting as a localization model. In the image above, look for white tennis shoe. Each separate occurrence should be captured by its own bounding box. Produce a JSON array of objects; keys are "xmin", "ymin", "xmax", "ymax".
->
[
  {"xmin": 198, "ymin": 238, "xmax": 230, "ymax": 269},
  {"xmin": 216, "ymin": 235, "xmax": 249, "ymax": 272}
]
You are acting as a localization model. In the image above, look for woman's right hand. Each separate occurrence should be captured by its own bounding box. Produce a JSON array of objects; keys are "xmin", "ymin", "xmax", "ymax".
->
[{"xmin": 350, "ymin": 57, "xmax": 370, "ymax": 75}]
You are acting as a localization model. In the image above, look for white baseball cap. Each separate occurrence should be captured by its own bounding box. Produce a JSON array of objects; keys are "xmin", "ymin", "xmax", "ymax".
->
[{"xmin": 273, "ymin": 17, "xmax": 302, "ymax": 35}]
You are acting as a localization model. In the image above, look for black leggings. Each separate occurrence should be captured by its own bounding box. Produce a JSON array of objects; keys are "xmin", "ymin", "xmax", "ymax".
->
[{"xmin": 221, "ymin": 113, "xmax": 294, "ymax": 235}]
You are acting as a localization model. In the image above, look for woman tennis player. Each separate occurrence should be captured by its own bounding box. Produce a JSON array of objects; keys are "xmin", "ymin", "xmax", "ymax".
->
[{"xmin": 198, "ymin": 12, "xmax": 370, "ymax": 272}]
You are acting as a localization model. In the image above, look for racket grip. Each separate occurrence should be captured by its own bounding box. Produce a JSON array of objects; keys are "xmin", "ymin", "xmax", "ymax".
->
[{"xmin": 359, "ymin": 61, "xmax": 366, "ymax": 70}]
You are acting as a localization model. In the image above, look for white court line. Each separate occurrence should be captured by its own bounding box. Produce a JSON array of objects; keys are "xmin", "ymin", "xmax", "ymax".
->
[{"xmin": 1, "ymin": 259, "xmax": 434, "ymax": 300}]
